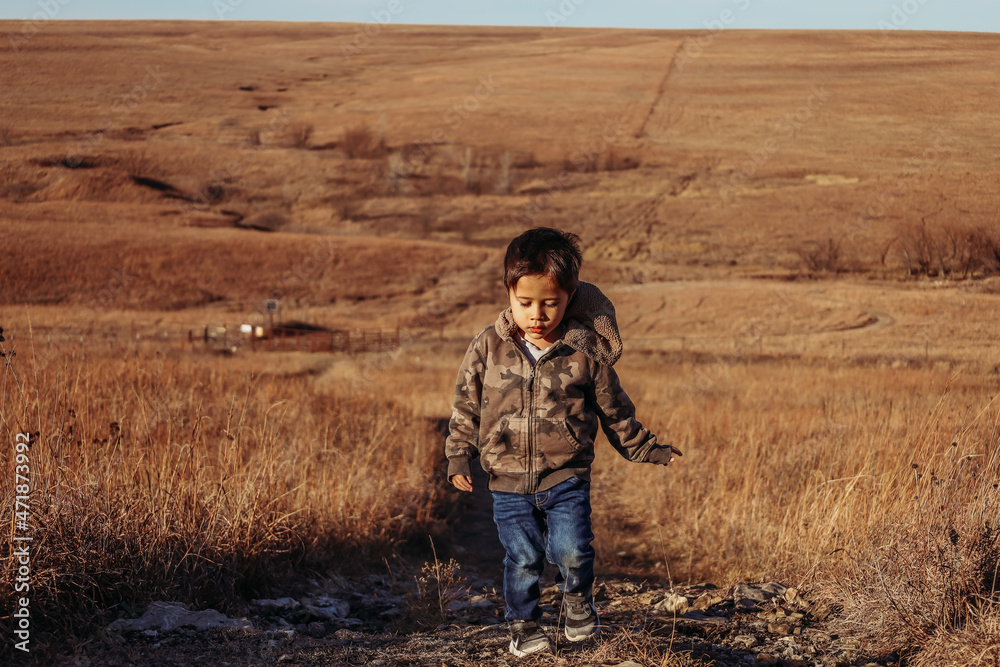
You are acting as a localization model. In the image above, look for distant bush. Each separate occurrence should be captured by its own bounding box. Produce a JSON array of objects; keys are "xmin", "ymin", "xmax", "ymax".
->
[
  {"xmin": 0, "ymin": 124, "xmax": 17, "ymax": 147},
  {"xmin": 343, "ymin": 123, "xmax": 386, "ymax": 159},
  {"xmin": 897, "ymin": 220, "xmax": 1000, "ymax": 278},
  {"xmin": 118, "ymin": 150, "xmax": 151, "ymax": 177},
  {"xmin": 797, "ymin": 237, "xmax": 843, "ymax": 273},
  {"xmin": 285, "ymin": 122, "xmax": 313, "ymax": 149},
  {"xmin": 238, "ymin": 211, "xmax": 287, "ymax": 232}
]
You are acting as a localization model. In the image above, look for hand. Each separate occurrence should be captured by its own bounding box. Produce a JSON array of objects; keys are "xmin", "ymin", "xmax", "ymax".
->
[
  {"xmin": 647, "ymin": 445, "xmax": 683, "ymax": 466},
  {"xmin": 450, "ymin": 474, "xmax": 473, "ymax": 492}
]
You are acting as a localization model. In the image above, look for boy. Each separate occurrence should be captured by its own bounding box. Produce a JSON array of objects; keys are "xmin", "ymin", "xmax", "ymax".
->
[{"xmin": 445, "ymin": 227, "xmax": 681, "ymax": 657}]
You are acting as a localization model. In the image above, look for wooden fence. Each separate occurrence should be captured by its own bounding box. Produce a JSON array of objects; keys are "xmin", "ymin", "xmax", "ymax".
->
[{"xmin": 195, "ymin": 326, "xmax": 401, "ymax": 354}]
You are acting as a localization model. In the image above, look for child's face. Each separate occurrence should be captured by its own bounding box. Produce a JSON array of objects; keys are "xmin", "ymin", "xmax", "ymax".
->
[{"xmin": 508, "ymin": 274, "xmax": 573, "ymax": 348}]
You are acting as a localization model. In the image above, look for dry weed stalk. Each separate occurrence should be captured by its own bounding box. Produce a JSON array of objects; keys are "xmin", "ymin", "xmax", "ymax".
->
[{"xmin": 411, "ymin": 539, "xmax": 468, "ymax": 626}]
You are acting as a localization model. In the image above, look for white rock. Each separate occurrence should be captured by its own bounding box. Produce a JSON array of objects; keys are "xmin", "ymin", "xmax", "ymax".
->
[
  {"xmin": 655, "ymin": 593, "xmax": 690, "ymax": 615},
  {"xmin": 108, "ymin": 602, "xmax": 254, "ymax": 632}
]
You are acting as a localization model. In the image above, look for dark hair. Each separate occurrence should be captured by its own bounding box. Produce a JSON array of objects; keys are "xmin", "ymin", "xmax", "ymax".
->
[{"xmin": 504, "ymin": 227, "xmax": 582, "ymax": 295}]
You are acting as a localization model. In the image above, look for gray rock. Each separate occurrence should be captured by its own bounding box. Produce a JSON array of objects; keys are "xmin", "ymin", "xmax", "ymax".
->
[
  {"xmin": 734, "ymin": 582, "xmax": 787, "ymax": 603},
  {"xmin": 302, "ymin": 596, "xmax": 351, "ymax": 620},
  {"xmin": 692, "ymin": 592, "xmax": 715, "ymax": 611},
  {"xmin": 681, "ymin": 610, "xmax": 727, "ymax": 625},
  {"xmin": 768, "ymin": 621, "xmax": 792, "ymax": 635},
  {"xmin": 733, "ymin": 582, "xmax": 787, "ymax": 610},
  {"xmin": 252, "ymin": 597, "xmax": 301, "ymax": 612},
  {"xmin": 467, "ymin": 594, "xmax": 494, "ymax": 607},
  {"xmin": 108, "ymin": 602, "xmax": 254, "ymax": 632}
]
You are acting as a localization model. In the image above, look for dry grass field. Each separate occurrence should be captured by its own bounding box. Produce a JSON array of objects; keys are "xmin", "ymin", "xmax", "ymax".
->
[{"xmin": 3, "ymin": 21, "xmax": 1000, "ymax": 664}]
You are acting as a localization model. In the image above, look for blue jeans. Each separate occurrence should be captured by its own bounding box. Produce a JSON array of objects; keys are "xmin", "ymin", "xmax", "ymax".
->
[{"xmin": 491, "ymin": 477, "xmax": 595, "ymax": 622}]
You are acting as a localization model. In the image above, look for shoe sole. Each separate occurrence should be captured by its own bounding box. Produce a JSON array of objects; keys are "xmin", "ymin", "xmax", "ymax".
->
[
  {"xmin": 508, "ymin": 639, "xmax": 552, "ymax": 657},
  {"xmin": 564, "ymin": 626, "xmax": 599, "ymax": 642}
]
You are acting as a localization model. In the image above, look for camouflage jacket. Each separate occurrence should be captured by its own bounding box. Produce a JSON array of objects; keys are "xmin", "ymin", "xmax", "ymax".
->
[{"xmin": 445, "ymin": 281, "xmax": 660, "ymax": 494}]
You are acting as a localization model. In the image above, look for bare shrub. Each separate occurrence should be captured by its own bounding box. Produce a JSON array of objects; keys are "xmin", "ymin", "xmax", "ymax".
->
[
  {"xmin": 897, "ymin": 220, "xmax": 1000, "ymax": 278},
  {"xmin": 0, "ymin": 124, "xmax": 17, "ymax": 147},
  {"xmin": 383, "ymin": 146, "xmax": 434, "ymax": 194},
  {"xmin": 238, "ymin": 211, "xmax": 287, "ymax": 232},
  {"xmin": 458, "ymin": 147, "xmax": 516, "ymax": 195},
  {"xmin": 461, "ymin": 146, "xmax": 479, "ymax": 193},
  {"xmin": 118, "ymin": 150, "xmax": 151, "ymax": 177},
  {"xmin": 0, "ymin": 181, "xmax": 42, "ymax": 200},
  {"xmin": 342, "ymin": 123, "xmax": 386, "ymax": 159},
  {"xmin": 797, "ymin": 237, "xmax": 843, "ymax": 273},
  {"xmin": 285, "ymin": 121, "xmax": 313, "ymax": 149},
  {"xmin": 495, "ymin": 150, "xmax": 512, "ymax": 194}
]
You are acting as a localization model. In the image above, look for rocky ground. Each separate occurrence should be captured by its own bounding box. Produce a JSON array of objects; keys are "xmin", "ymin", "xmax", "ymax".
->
[
  {"xmin": 64, "ymin": 571, "xmax": 902, "ymax": 667},
  {"xmin": 60, "ymin": 465, "xmax": 904, "ymax": 666}
]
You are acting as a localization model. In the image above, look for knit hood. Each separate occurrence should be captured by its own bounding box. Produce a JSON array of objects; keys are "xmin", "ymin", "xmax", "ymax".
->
[{"xmin": 494, "ymin": 281, "xmax": 623, "ymax": 366}]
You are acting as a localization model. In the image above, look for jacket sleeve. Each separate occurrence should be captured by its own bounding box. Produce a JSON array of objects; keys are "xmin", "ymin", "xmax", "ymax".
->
[
  {"xmin": 588, "ymin": 361, "xmax": 659, "ymax": 462},
  {"xmin": 445, "ymin": 333, "xmax": 487, "ymax": 480}
]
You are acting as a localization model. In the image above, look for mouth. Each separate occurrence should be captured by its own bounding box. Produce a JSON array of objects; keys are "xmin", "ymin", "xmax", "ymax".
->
[{"xmin": 529, "ymin": 326, "xmax": 546, "ymax": 334}]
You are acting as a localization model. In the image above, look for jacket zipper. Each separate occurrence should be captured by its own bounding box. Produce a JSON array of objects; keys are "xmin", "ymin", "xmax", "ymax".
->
[
  {"xmin": 526, "ymin": 364, "xmax": 536, "ymax": 493},
  {"xmin": 523, "ymin": 341, "xmax": 559, "ymax": 494}
]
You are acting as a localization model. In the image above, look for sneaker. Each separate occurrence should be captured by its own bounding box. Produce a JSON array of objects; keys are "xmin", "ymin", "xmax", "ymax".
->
[
  {"xmin": 508, "ymin": 620, "xmax": 553, "ymax": 657},
  {"xmin": 562, "ymin": 593, "xmax": 599, "ymax": 642}
]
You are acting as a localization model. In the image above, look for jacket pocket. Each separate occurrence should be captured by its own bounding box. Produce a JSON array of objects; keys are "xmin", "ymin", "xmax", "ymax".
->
[
  {"xmin": 533, "ymin": 418, "xmax": 586, "ymax": 471},
  {"xmin": 480, "ymin": 416, "xmax": 526, "ymax": 476}
]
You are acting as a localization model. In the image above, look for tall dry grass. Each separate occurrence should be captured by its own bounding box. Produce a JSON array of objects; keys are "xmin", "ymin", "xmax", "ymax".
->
[
  {"xmin": 4, "ymin": 309, "xmax": 1000, "ymax": 663},
  {"xmin": 0, "ymin": 334, "xmax": 445, "ymax": 658},
  {"xmin": 590, "ymin": 351, "xmax": 1000, "ymax": 663}
]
